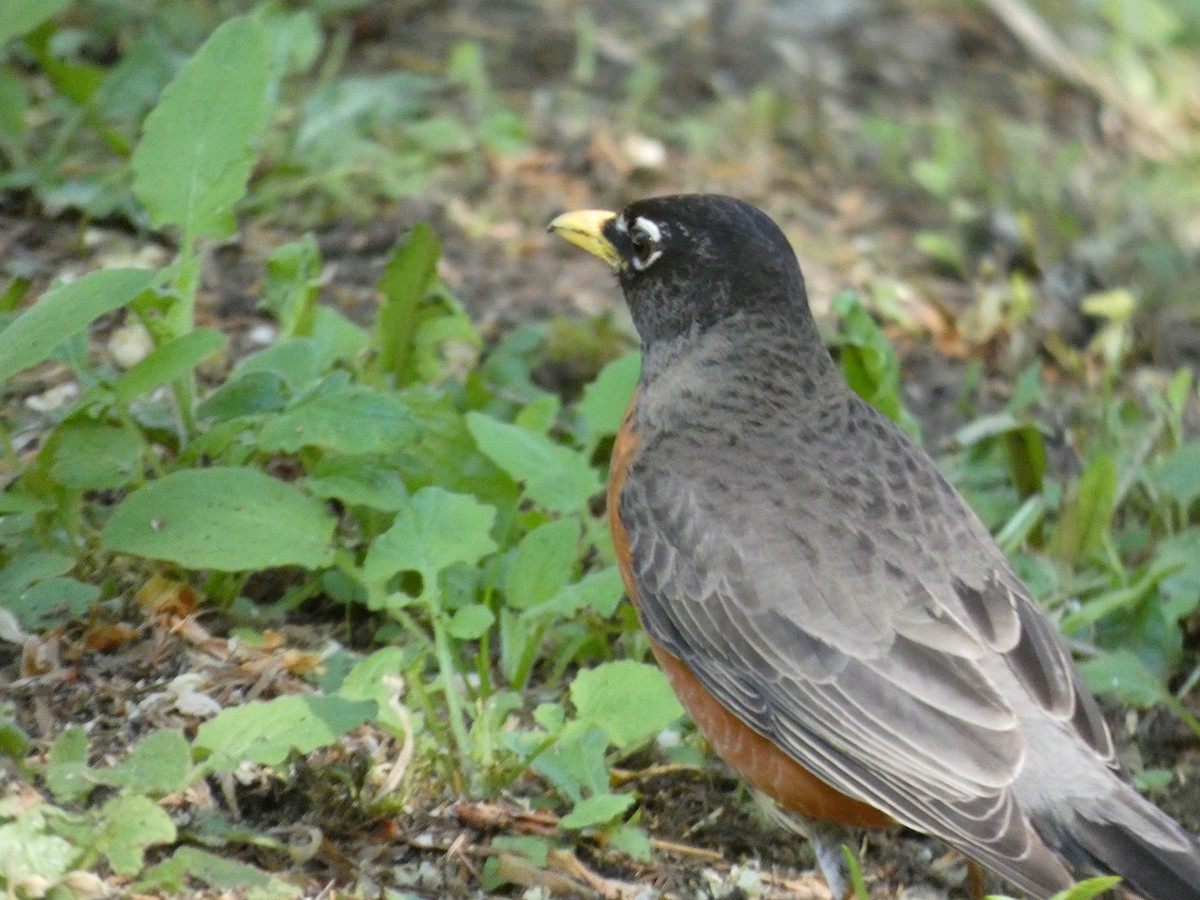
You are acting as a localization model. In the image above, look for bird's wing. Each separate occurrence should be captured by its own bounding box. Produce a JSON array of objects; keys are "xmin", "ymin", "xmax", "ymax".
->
[{"xmin": 619, "ymin": 417, "xmax": 1109, "ymax": 885}]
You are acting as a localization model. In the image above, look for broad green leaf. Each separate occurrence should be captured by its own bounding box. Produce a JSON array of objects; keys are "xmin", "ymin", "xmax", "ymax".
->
[
  {"xmin": 338, "ymin": 647, "xmax": 413, "ymax": 735},
  {"xmin": 50, "ymin": 419, "xmax": 143, "ymax": 490},
  {"xmin": 576, "ymin": 351, "xmax": 640, "ymax": 444},
  {"xmin": 375, "ymin": 223, "xmax": 440, "ymax": 384},
  {"xmin": 197, "ymin": 370, "xmax": 287, "ymax": 421},
  {"xmin": 101, "ymin": 467, "xmax": 336, "ymax": 571},
  {"xmin": 1155, "ymin": 528, "xmax": 1200, "ymax": 615},
  {"xmin": 538, "ymin": 565, "xmax": 625, "ymax": 618},
  {"xmin": 44, "ymin": 726, "xmax": 91, "ymax": 802},
  {"xmin": 0, "ymin": 0, "xmax": 69, "ymax": 46},
  {"xmin": 305, "ymin": 456, "xmax": 409, "ymax": 511},
  {"xmin": 530, "ymin": 725, "xmax": 610, "ymax": 803},
  {"xmin": 491, "ymin": 835, "xmax": 551, "ymax": 867},
  {"xmin": 0, "ymin": 717, "xmax": 30, "ymax": 760},
  {"xmin": 0, "ymin": 268, "xmax": 155, "ymax": 383},
  {"xmin": 95, "ymin": 794, "xmax": 177, "ymax": 875},
  {"xmin": 829, "ymin": 291, "xmax": 921, "ymax": 440},
  {"xmin": 558, "ymin": 791, "xmax": 635, "ymax": 830},
  {"xmin": 194, "ymin": 695, "xmax": 376, "ymax": 774},
  {"xmin": 132, "ymin": 16, "xmax": 272, "ymax": 239},
  {"xmin": 1002, "ymin": 423, "xmax": 1047, "ymax": 497},
  {"xmin": 0, "ymin": 67, "xmax": 29, "ymax": 139},
  {"xmin": 258, "ymin": 384, "xmax": 418, "ymax": 454},
  {"xmin": 0, "ymin": 812, "xmax": 75, "ymax": 887},
  {"xmin": 505, "ymin": 518, "xmax": 579, "ymax": 610},
  {"xmin": 1040, "ymin": 876, "xmax": 1122, "ymax": 900},
  {"xmin": 1079, "ymin": 651, "xmax": 1169, "ymax": 708},
  {"xmin": 1060, "ymin": 566, "xmax": 1172, "ymax": 635},
  {"xmin": 608, "ymin": 822, "xmax": 652, "ymax": 861},
  {"xmin": 570, "ymin": 661, "xmax": 683, "ymax": 748},
  {"xmin": 111, "ymin": 327, "xmax": 226, "ymax": 402},
  {"xmin": 446, "ymin": 603, "xmax": 495, "ymax": 639},
  {"xmin": 262, "ymin": 234, "xmax": 321, "ymax": 337},
  {"xmin": 466, "ymin": 412, "xmax": 601, "ymax": 514},
  {"xmin": 1148, "ymin": 440, "xmax": 1200, "ymax": 508},
  {"xmin": 0, "ymin": 551, "xmax": 73, "ymax": 595},
  {"xmin": 1051, "ymin": 454, "xmax": 1118, "ymax": 563},
  {"xmin": 311, "ymin": 305, "xmax": 369, "ymax": 363},
  {"xmin": 514, "ymin": 393, "xmax": 560, "ymax": 433},
  {"xmin": 98, "ymin": 730, "xmax": 191, "ymax": 795},
  {"xmin": 136, "ymin": 847, "xmax": 299, "ymax": 896},
  {"xmin": 232, "ymin": 337, "xmax": 324, "ymax": 393},
  {"xmin": 362, "ymin": 486, "xmax": 497, "ymax": 585},
  {"xmin": 9, "ymin": 577, "xmax": 100, "ymax": 630}
]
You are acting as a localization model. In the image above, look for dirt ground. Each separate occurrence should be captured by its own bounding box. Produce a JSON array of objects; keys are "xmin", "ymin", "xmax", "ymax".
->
[{"xmin": 4, "ymin": 0, "xmax": 1200, "ymax": 897}]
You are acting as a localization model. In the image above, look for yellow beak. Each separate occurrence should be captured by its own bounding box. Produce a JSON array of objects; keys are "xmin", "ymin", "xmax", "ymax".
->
[{"xmin": 548, "ymin": 209, "xmax": 621, "ymax": 269}]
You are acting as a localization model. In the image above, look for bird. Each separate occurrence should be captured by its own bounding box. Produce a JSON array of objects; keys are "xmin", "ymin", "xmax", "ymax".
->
[{"xmin": 548, "ymin": 194, "xmax": 1200, "ymax": 900}]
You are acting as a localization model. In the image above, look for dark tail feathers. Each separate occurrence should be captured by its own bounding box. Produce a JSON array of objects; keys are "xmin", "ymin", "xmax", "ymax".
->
[{"xmin": 1053, "ymin": 790, "xmax": 1200, "ymax": 900}]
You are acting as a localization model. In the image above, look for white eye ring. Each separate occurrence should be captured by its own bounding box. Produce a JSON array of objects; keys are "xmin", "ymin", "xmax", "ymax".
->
[{"xmin": 629, "ymin": 216, "xmax": 663, "ymax": 271}]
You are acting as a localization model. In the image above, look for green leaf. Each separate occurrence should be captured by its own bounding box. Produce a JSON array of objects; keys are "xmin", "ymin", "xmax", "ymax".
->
[
  {"xmin": 576, "ymin": 351, "xmax": 641, "ymax": 444},
  {"xmin": 1079, "ymin": 651, "xmax": 1170, "ymax": 709},
  {"xmin": 0, "ymin": 67, "xmax": 29, "ymax": 139},
  {"xmin": 491, "ymin": 835, "xmax": 551, "ymax": 867},
  {"xmin": 305, "ymin": 456, "xmax": 409, "ymax": 511},
  {"xmin": 914, "ymin": 229, "xmax": 966, "ymax": 276},
  {"xmin": 540, "ymin": 566, "xmax": 625, "ymax": 618},
  {"xmin": 50, "ymin": 419, "xmax": 143, "ymax": 490},
  {"xmin": 137, "ymin": 847, "xmax": 301, "ymax": 896},
  {"xmin": 132, "ymin": 16, "xmax": 272, "ymax": 239},
  {"xmin": 505, "ymin": 519, "xmax": 579, "ymax": 610},
  {"xmin": 0, "ymin": 268, "xmax": 155, "ymax": 383},
  {"xmin": 258, "ymin": 383, "xmax": 419, "ymax": 455},
  {"xmin": 558, "ymin": 791, "xmax": 635, "ymax": 830},
  {"xmin": 1148, "ymin": 440, "xmax": 1200, "ymax": 508},
  {"xmin": 375, "ymin": 223, "xmax": 440, "ymax": 384},
  {"xmin": 530, "ymin": 726, "xmax": 610, "ymax": 803},
  {"xmin": 0, "ymin": 811, "xmax": 75, "ymax": 887},
  {"xmin": 197, "ymin": 370, "xmax": 288, "ymax": 421},
  {"xmin": 1051, "ymin": 454, "xmax": 1118, "ymax": 563},
  {"xmin": 0, "ymin": 551, "xmax": 73, "ymax": 594},
  {"xmin": 0, "ymin": 0, "xmax": 69, "ymax": 46},
  {"xmin": 232, "ymin": 338, "xmax": 324, "ymax": 393},
  {"xmin": 97, "ymin": 730, "xmax": 191, "ymax": 795},
  {"xmin": 337, "ymin": 647, "xmax": 414, "ymax": 735},
  {"xmin": 9, "ymin": 577, "xmax": 100, "ymax": 630},
  {"xmin": 101, "ymin": 467, "xmax": 336, "ymax": 571},
  {"xmin": 0, "ymin": 717, "xmax": 30, "ymax": 761},
  {"xmin": 514, "ymin": 393, "xmax": 560, "ymax": 434},
  {"xmin": 194, "ymin": 695, "xmax": 376, "ymax": 774},
  {"xmin": 111, "ymin": 327, "xmax": 226, "ymax": 403},
  {"xmin": 198, "ymin": 369, "xmax": 289, "ymax": 422},
  {"xmin": 1155, "ymin": 528, "xmax": 1200, "ymax": 615},
  {"xmin": 607, "ymin": 822, "xmax": 652, "ymax": 861},
  {"xmin": 95, "ymin": 794, "xmax": 177, "ymax": 876},
  {"xmin": 1002, "ymin": 424, "xmax": 1047, "ymax": 497},
  {"xmin": 466, "ymin": 412, "xmax": 601, "ymax": 514},
  {"xmin": 44, "ymin": 726, "xmax": 91, "ymax": 802},
  {"xmin": 570, "ymin": 661, "xmax": 683, "ymax": 749},
  {"xmin": 446, "ymin": 603, "xmax": 495, "ymax": 640},
  {"xmin": 829, "ymin": 291, "xmax": 920, "ymax": 440},
  {"xmin": 363, "ymin": 486, "xmax": 497, "ymax": 586},
  {"xmin": 1044, "ymin": 876, "xmax": 1123, "ymax": 900}
]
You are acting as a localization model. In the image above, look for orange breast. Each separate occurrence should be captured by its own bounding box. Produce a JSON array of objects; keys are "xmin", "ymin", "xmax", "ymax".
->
[{"xmin": 608, "ymin": 396, "xmax": 890, "ymax": 829}]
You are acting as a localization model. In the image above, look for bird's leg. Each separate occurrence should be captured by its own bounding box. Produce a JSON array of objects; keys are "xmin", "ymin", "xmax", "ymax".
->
[
  {"xmin": 752, "ymin": 789, "xmax": 858, "ymax": 899},
  {"xmin": 966, "ymin": 859, "xmax": 985, "ymax": 900}
]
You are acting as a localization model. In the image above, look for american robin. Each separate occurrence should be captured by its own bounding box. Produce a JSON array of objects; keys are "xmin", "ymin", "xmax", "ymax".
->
[{"xmin": 549, "ymin": 195, "xmax": 1200, "ymax": 900}]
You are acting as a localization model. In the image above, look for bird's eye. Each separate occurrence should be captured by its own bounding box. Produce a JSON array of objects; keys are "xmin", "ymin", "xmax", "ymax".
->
[{"xmin": 628, "ymin": 217, "xmax": 662, "ymax": 270}]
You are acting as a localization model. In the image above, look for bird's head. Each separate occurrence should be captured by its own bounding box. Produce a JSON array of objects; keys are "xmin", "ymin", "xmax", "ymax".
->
[{"xmin": 549, "ymin": 194, "xmax": 810, "ymax": 350}]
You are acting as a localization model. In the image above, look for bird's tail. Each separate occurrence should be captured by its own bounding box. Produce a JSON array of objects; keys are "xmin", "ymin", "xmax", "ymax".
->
[{"xmin": 1046, "ymin": 784, "xmax": 1200, "ymax": 900}]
